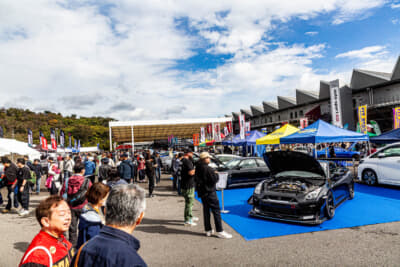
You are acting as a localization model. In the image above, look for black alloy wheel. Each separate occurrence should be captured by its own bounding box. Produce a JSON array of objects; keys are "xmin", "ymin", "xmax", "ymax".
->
[
  {"xmin": 348, "ymin": 182, "xmax": 355, "ymax": 199},
  {"xmin": 325, "ymin": 193, "xmax": 335, "ymax": 220},
  {"xmin": 362, "ymin": 169, "xmax": 378, "ymax": 186}
]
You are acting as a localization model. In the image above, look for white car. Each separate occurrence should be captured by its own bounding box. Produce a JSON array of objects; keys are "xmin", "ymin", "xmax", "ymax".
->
[{"xmin": 358, "ymin": 142, "xmax": 400, "ymax": 186}]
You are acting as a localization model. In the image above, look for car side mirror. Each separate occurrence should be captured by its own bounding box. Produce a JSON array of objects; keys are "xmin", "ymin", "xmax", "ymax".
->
[{"xmin": 378, "ymin": 153, "xmax": 385, "ymax": 158}]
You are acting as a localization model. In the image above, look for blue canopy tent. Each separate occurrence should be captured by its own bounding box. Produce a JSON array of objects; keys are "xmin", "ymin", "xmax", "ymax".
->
[
  {"xmin": 370, "ymin": 128, "xmax": 400, "ymax": 144},
  {"xmin": 280, "ymin": 119, "xmax": 369, "ymax": 144},
  {"xmin": 221, "ymin": 130, "xmax": 266, "ymax": 156}
]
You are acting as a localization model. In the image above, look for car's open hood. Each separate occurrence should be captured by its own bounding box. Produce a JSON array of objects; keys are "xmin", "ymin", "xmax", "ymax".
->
[{"xmin": 263, "ymin": 151, "xmax": 326, "ymax": 177}]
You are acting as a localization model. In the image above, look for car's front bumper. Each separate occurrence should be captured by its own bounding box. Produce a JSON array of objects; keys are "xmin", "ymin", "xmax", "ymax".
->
[{"xmin": 248, "ymin": 195, "xmax": 326, "ymax": 225}]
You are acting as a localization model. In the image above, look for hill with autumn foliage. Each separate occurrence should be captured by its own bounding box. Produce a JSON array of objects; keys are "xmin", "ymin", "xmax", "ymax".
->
[{"xmin": 0, "ymin": 108, "xmax": 113, "ymax": 150}]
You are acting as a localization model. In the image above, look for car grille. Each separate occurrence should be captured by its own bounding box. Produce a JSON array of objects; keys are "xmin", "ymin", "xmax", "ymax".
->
[
  {"xmin": 260, "ymin": 204, "xmax": 318, "ymax": 216},
  {"xmin": 264, "ymin": 195, "xmax": 297, "ymax": 203}
]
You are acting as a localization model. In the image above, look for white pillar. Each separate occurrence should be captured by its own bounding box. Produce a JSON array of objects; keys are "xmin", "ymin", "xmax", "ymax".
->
[
  {"xmin": 109, "ymin": 126, "xmax": 112, "ymax": 152},
  {"xmin": 131, "ymin": 125, "xmax": 135, "ymax": 152}
]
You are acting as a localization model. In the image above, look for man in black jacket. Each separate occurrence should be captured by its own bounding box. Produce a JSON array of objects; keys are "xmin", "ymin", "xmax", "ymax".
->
[
  {"xmin": 29, "ymin": 159, "xmax": 43, "ymax": 195},
  {"xmin": 16, "ymin": 158, "xmax": 31, "ymax": 216},
  {"xmin": 195, "ymin": 152, "xmax": 232, "ymax": 239},
  {"xmin": 1, "ymin": 157, "xmax": 19, "ymax": 213}
]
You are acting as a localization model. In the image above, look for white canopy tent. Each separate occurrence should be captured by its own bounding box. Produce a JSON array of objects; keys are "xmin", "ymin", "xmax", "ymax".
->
[{"xmin": 0, "ymin": 138, "xmax": 41, "ymax": 160}]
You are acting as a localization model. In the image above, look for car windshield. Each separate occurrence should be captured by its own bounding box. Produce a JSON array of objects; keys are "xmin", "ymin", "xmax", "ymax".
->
[
  {"xmin": 225, "ymin": 159, "xmax": 241, "ymax": 169},
  {"xmin": 275, "ymin": 170, "xmax": 324, "ymax": 179}
]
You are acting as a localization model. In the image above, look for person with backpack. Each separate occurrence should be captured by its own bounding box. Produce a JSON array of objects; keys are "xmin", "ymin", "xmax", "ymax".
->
[
  {"xmin": 29, "ymin": 159, "xmax": 43, "ymax": 195},
  {"xmin": 60, "ymin": 163, "xmax": 92, "ymax": 247},
  {"xmin": 98, "ymin": 158, "xmax": 112, "ymax": 183},
  {"xmin": 77, "ymin": 182, "xmax": 110, "ymax": 249},
  {"xmin": 1, "ymin": 157, "xmax": 19, "ymax": 213},
  {"xmin": 46, "ymin": 157, "xmax": 61, "ymax": 195},
  {"xmin": 16, "ymin": 158, "xmax": 32, "ymax": 216}
]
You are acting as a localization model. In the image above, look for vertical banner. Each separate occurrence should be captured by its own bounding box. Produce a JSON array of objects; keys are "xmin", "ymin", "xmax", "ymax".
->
[
  {"xmin": 78, "ymin": 140, "xmax": 81, "ymax": 151},
  {"xmin": 215, "ymin": 124, "xmax": 221, "ymax": 142},
  {"xmin": 226, "ymin": 121, "xmax": 232, "ymax": 133},
  {"xmin": 74, "ymin": 139, "xmax": 77, "ymax": 150},
  {"xmin": 393, "ymin": 107, "xmax": 400, "ymax": 129},
  {"xmin": 50, "ymin": 128, "xmax": 57, "ymax": 150},
  {"xmin": 245, "ymin": 121, "xmax": 251, "ymax": 132},
  {"xmin": 68, "ymin": 133, "xmax": 72, "ymax": 148},
  {"xmin": 200, "ymin": 127, "xmax": 206, "ymax": 143},
  {"xmin": 0, "ymin": 126, "xmax": 3, "ymax": 138},
  {"xmin": 27, "ymin": 128, "xmax": 33, "ymax": 146},
  {"xmin": 224, "ymin": 126, "xmax": 229, "ymax": 137},
  {"xmin": 206, "ymin": 124, "xmax": 212, "ymax": 139},
  {"xmin": 239, "ymin": 114, "xmax": 245, "ymax": 140},
  {"xmin": 39, "ymin": 131, "xmax": 44, "ymax": 146},
  {"xmin": 60, "ymin": 130, "xmax": 65, "ymax": 148},
  {"xmin": 193, "ymin": 134, "xmax": 199, "ymax": 146},
  {"xmin": 329, "ymin": 79, "xmax": 343, "ymax": 128},
  {"xmin": 358, "ymin": 105, "xmax": 368, "ymax": 134},
  {"xmin": 299, "ymin": 118, "xmax": 308, "ymax": 129},
  {"xmin": 41, "ymin": 137, "xmax": 48, "ymax": 150}
]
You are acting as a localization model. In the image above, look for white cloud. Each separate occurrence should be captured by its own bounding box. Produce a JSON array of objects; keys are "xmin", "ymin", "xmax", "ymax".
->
[
  {"xmin": 392, "ymin": 18, "xmax": 400, "ymax": 24},
  {"xmin": 336, "ymin": 46, "xmax": 388, "ymax": 59},
  {"xmin": 305, "ymin": 31, "xmax": 319, "ymax": 36},
  {"xmin": 391, "ymin": 3, "xmax": 400, "ymax": 8},
  {"xmin": 0, "ymin": 0, "xmax": 392, "ymax": 121}
]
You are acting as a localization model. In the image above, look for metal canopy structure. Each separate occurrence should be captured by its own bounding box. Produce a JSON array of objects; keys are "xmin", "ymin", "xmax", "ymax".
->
[{"xmin": 109, "ymin": 117, "xmax": 232, "ymax": 151}]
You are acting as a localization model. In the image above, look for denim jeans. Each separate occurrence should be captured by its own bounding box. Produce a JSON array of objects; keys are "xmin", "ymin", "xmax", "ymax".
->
[
  {"xmin": 6, "ymin": 184, "xmax": 19, "ymax": 210},
  {"xmin": 181, "ymin": 187, "xmax": 195, "ymax": 222},
  {"xmin": 36, "ymin": 175, "xmax": 42, "ymax": 193},
  {"xmin": 155, "ymin": 167, "xmax": 161, "ymax": 183}
]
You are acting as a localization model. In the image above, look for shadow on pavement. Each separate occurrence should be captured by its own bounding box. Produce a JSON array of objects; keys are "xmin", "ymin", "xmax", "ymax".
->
[
  {"xmin": 141, "ymin": 217, "xmax": 183, "ymax": 226},
  {"xmin": 136, "ymin": 225, "xmax": 205, "ymax": 237},
  {"xmin": 14, "ymin": 242, "xmax": 30, "ymax": 253}
]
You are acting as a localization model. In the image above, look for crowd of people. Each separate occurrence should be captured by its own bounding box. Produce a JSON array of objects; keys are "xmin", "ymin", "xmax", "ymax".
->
[{"xmin": 0, "ymin": 147, "xmax": 233, "ymax": 266}]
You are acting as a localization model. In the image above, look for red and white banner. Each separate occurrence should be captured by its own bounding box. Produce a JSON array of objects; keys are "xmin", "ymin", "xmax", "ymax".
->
[
  {"xmin": 50, "ymin": 129, "xmax": 57, "ymax": 150},
  {"xmin": 245, "ymin": 121, "xmax": 251, "ymax": 132},
  {"xmin": 239, "ymin": 114, "xmax": 245, "ymax": 139},
  {"xmin": 200, "ymin": 127, "xmax": 206, "ymax": 143},
  {"xmin": 41, "ymin": 137, "xmax": 48, "ymax": 150},
  {"xmin": 215, "ymin": 124, "xmax": 221, "ymax": 142},
  {"xmin": 226, "ymin": 121, "xmax": 232, "ymax": 133},
  {"xmin": 224, "ymin": 126, "xmax": 229, "ymax": 137},
  {"xmin": 207, "ymin": 124, "xmax": 212, "ymax": 136},
  {"xmin": 300, "ymin": 118, "xmax": 308, "ymax": 129}
]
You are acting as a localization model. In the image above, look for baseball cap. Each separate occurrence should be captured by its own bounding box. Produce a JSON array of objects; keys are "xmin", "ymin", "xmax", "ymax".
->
[{"xmin": 199, "ymin": 152, "xmax": 211, "ymax": 159}]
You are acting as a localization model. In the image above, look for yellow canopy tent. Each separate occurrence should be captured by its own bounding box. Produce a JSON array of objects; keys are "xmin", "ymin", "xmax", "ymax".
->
[{"xmin": 256, "ymin": 124, "xmax": 300, "ymax": 145}]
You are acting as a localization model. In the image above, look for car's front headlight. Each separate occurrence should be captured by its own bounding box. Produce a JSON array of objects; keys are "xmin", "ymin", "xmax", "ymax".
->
[
  {"xmin": 305, "ymin": 188, "xmax": 322, "ymax": 200},
  {"xmin": 254, "ymin": 182, "xmax": 263, "ymax": 195}
]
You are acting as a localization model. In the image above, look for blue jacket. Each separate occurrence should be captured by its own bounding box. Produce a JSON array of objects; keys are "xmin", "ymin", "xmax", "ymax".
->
[
  {"xmin": 72, "ymin": 225, "xmax": 147, "ymax": 267},
  {"xmin": 77, "ymin": 204, "xmax": 104, "ymax": 249},
  {"xmin": 118, "ymin": 160, "xmax": 135, "ymax": 180},
  {"xmin": 84, "ymin": 161, "xmax": 96, "ymax": 176}
]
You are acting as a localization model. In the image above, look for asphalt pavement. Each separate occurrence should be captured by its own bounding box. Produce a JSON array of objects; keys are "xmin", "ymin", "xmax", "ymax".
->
[{"xmin": 1, "ymin": 175, "xmax": 399, "ymax": 266}]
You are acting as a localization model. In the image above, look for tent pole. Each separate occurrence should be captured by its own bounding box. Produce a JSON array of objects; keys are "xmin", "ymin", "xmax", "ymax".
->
[
  {"xmin": 109, "ymin": 126, "xmax": 112, "ymax": 152},
  {"xmin": 131, "ymin": 126, "xmax": 135, "ymax": 153}
]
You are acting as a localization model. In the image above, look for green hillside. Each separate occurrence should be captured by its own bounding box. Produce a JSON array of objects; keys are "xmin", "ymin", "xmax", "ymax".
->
[{"xmin": 0, "ymin": 108, "xmax": 113, "ymax": 150}]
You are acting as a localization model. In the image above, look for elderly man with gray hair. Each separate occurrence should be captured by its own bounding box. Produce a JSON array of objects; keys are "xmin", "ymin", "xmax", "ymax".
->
[{"xmin": 72, "ymin": 184, "xmax": 147, "ymax": 267}]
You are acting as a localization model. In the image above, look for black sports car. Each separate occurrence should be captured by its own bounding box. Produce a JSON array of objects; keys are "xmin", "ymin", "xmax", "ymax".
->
[{"xmin": 248, "ymin": 151, "xmax": 354, "ymax": 225}]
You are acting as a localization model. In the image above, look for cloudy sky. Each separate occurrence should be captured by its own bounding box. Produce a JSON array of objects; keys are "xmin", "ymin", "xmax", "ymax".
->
[{"xmin": 0, "ymin": 0, "xmax": 399, "ymax": 121}]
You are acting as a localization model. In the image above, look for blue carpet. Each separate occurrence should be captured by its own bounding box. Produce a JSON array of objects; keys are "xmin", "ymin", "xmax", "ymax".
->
[{"xmin": 196, "ymin": 184, "xmax": 400, "ymax": 241}]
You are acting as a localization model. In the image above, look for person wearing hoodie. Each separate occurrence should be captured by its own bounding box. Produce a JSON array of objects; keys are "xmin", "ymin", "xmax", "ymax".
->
[
  {"xmin": 84, "ymin": 156, "xmax": 96, "ymax": 184},
  {"xmin": 77, "ymin": 182, "xmax": 109, "ymax": 249},
  {"xmin": 1, "ymin": 157, "xmax": 19, "ymax": 213},
  {"xmin": 118, "ymin": 153, "xmax": 135, "ymax": 184},
  {"xmin": 60, "ymin": 162, "xmax": 92, "ymax": 247}
]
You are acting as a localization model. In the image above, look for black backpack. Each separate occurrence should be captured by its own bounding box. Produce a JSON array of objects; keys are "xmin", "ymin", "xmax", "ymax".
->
[{"xmin": 67, "ymin": 178, "xmax": 90, "ymax": 207}]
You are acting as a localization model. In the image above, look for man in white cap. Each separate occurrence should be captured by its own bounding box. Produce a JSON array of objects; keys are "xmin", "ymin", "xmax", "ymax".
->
[{"xmin": 194, "ymin": 152, "xmax": 232, "ymax": 239}]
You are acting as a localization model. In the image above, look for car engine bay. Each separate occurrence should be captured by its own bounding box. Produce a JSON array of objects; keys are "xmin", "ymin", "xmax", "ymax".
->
[{"xmin": 266, "ymin": 178, "xmax": 322, "ymax": 194}]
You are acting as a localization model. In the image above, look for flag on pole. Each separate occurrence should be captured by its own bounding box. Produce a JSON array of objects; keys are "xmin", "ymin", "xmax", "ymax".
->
[
  {"xmin": 224, "ymin": 126, "xmax": 229, "ymax": 137},
  {"xmin": 74, "ymin": 139, "xmax": 77, "ymax": 150},
  {"xmin": 215, "ymin": 124, "xmax": 221, "ymax": 142},
  {"xmin": 27, "ymin": 128, "xmax": 33, "ymax": 146},
  {"xmin": 68, "ymin": 133, "xmax": 72, "ymax": 148},
  {"xmin": 393, "ymin": 107, "xmax": 400, "ymax": 129},
  {"xmin": 50, "ymin": 128, "xmax": 57, "ymax": 150},
  {"xmin": 358, "ymin": 105, "xmax": 368, "ymax": 134},
  {"xmin": 60, "ymin": 130, "xmax": 65, "ymax": 148},
  {"xmin": 245, "ymin": 121, "xmax": 251, "ymax": 132},
  {"xmin": 239, "ymin": 114, "xmax": 245, "ymax": 140},
  {"xmin": 0, "ymin": 126, "xmax": 3, "ymax": 138},
  {"xmin": 39, "ymin": 131, "xmax": 44, "ymax": 146},
  {"xmin": 41, "ymin": 136, "xmax": 48, "ymax": 150},
  {"xmin": 200, "ymin": 127, "xmax": 206, "ymax": 143},
  {"xmin": 226, "ymin": 121, "xmax": 232, "ymax": 133},
  {"xmin": 78, "ymin": 140, "xmax": 81, "ymax": 151}
]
